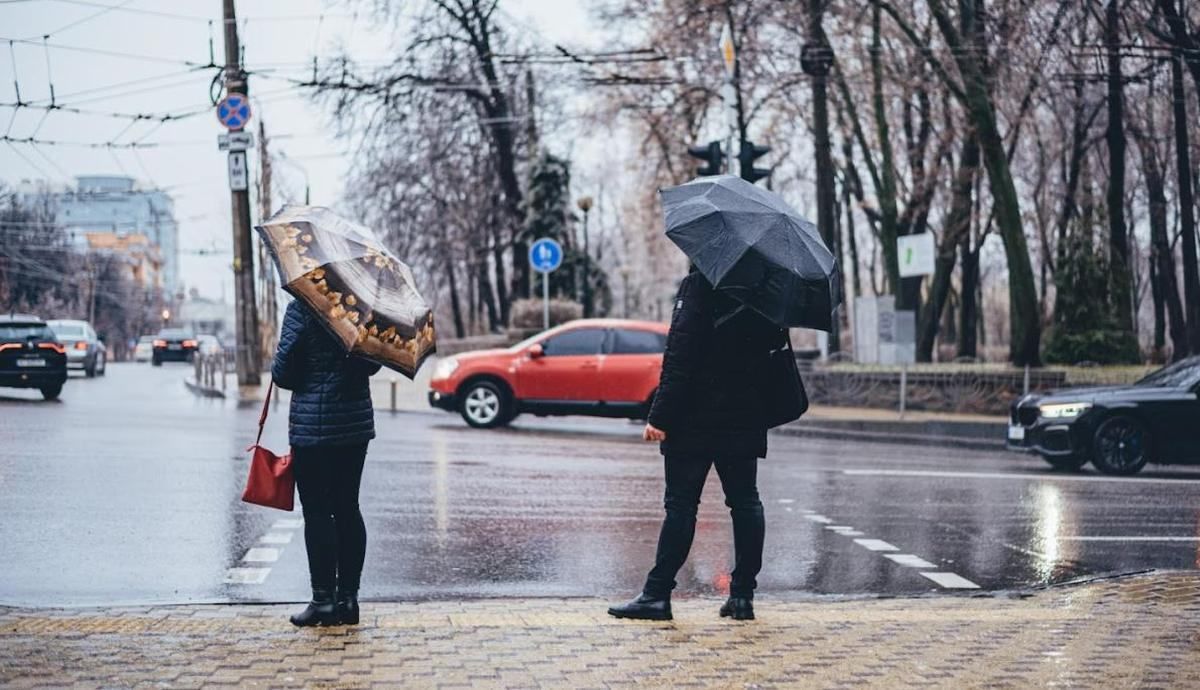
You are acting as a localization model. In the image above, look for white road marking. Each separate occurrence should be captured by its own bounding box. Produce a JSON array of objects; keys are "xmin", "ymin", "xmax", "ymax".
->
[
  {"xmin": 259, "ymin": 532, "xmax": 294, "ymax": 545},
  {"xmin": 777, "ymin": 498, "xmax": 795, "ymax": 504},
  {"xmin": 805, "ymin": 515, "xmax": 834, "ymax": 524},
  {"xmin": 826, "ymin": 525, "xmax": 855, "ymax": 531},
  {"xmin": 919, "ymin": 572, "xmax": 980, "ymax": 589},
  {"xmin": 242, "ymin": 547, "xmax": 280, "ymax": 563},
  {"xmin": 853, "ymin": 539, "xmax": 899, "ymax": 552},
  {"xmin": 272, "ymin": 518, "xmax": 305, "ymax": 530},
  {"xmin": 843, "ymin": 468, "xmax": 1200, "ymax": 485},
  {"xmin": 1056, "ymin": 536, "xmax": 1200, "ymax": 542},
  {"xmin": 224, "ymin": 567, "xmax": 270, "ymax": 584},
  {"xmin": 885, "ymin": 554, "xmax": 937, "ymax": 568}
]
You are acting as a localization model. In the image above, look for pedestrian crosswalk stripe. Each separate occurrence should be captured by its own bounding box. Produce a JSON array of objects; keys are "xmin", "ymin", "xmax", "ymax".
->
[
  {"xmin": 853, "ymin": 539, "xmax": 899, "ymax": 552},
  {"xmin": 919, "ymin": 572, "xmax": 980, "ymax": 589},
  {"xmin": 224, "ymin": 568, "xmax": 270, "ymax": 584},
  {"xmin": 242, "ymin": 547, "xmax": 279, "ymax": 563},
  {"xmin": 259, "ymin": 532, "xmax": 294, "ymax": 545},
  {"xmin": 271, "ymin": 518, "xmax": 304, "ymax": 530},
  {"xmin": 885, "ymin": 554, "xmax": 937, "ymax": 568}
]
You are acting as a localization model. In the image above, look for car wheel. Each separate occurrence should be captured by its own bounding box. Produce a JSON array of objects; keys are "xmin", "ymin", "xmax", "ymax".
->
[
  {"xmin": 1092, "ymin": 415, "xmax": 1150, "ymax": 476},
  {"xmin": 84, "ymin": 358, "xmax": 96, "ymax": 378},
  {"xmin": 97, "ymin": 354, "xmax": 106, "ymax": 376},
  {"xmin": 152, "ymin": 357, "xmax": 162, "ymax": 367},
  {"xmin": 1040, "ymin": 454, "xmax": 1088, "ymax": 471},
  {"xmin": 40, "ymin": 384, "xmax": 62, "ymax": 401},
  {"xmin": 459, "ymin": 380, "xmax": 510, "ymax": 429}
]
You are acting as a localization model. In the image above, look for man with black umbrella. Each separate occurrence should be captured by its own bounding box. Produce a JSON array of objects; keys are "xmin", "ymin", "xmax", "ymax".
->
[{"xmin": 607, "ymin": 176, "xmax": 837, "ymax": 622}]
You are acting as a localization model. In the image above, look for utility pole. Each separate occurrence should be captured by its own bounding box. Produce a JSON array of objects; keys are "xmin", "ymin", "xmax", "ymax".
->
[
  {"xmin": 222, "ymin": 0, "xmax": 261, "ymax": 386},
  {"xmin": 803, "ymin": 0, "xmax": 838, "ymax": 353},
  {"xmin": 576, "ymin": 196, "xmax": 593, "ymax": 317},
  {"xmin": 256, "ymin": 118, "xmax": 278, "ymax": 368}
]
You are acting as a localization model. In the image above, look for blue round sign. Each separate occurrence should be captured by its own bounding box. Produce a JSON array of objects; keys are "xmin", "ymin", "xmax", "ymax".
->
[
  {"xmin": 216, "ymin": 94, "xmax": 252, "ymax": 130},
  {"xmin": 529, "ymin": 238, "xmax": 563, "ymax": 274}
]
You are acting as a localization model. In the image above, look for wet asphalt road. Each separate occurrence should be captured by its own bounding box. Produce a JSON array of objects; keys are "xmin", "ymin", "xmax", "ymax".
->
[{"xmin": 2, "ymin": 362, "xmax": 1199, "ymax": 607}]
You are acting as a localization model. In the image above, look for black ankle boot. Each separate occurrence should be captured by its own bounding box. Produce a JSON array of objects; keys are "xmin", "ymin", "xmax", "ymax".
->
[
  {"xmin": 290, "ymin": 588, "xmax": 339, "ymax": 627},
  {"xmin": 337, "ymin": 590, "xmax": 360, "ymax": 626},
  {"xmin": 607, "ymin": 593, "xmax": 672, "ymax": 621},
  {"xmin": 719, "ymin": 596, "xmax": 755, "ymax": 621}
]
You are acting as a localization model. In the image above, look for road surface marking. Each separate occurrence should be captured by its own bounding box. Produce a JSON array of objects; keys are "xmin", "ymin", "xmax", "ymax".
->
[
  {"xmin": 919, "ymin": 572, "xmax": 980, "ymax": 589},
  {"xmin": 854, "ymin": 539, "xmax": 899, "ymax": 552},
  {"xmin": 805, "ymin": 515, "xmax": 834, "ymax": 524},
  {"xmin": 842, "ymin": 468, "xmax": 1200, "ymax": 485},
  {"xmin": 1056, "ymin": 536, "xmax": 1200, "ymax": 542},
  {"xmin": 272, "ymin": 518, "xmax": 305, "ymax": 530},
  {"xmin": 242, "ymin": 547, "xmax": 280, "ymax": 563},
  {"xmin": 885, "ymin": 554, "xmax": 937, "ymax": 568},
  {"xmin": 826, "ymin": 525, "xmax": 854, "ymax": 531},
  {"xmin": 777, "ymin": 498, "xmax": 795, "ymax": 504},
  {"xmin": 224, "ymin": 567, "xmax": 270, "ymax": 584},
  {"xmin": 260, "ymin": 532, "xmax": 294, "ymax": 545}
]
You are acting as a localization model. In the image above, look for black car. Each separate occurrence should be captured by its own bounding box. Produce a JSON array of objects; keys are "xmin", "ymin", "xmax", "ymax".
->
[
  {"xmin": 1008, "ymin": 356, "xmax": 1200, "ymax": 475},
  {"xmin": 0, "ymin": 314, "xmax": 68, "ymax": 400},
  {"xmin": 152, "ymin": 328, "xmax": 198, "ymax": 365}
]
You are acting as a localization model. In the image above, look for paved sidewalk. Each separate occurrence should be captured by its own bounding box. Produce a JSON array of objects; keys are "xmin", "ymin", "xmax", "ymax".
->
[{"xmin": 2, "ymin": 572, "xmax": 1197, "ymax": 688}]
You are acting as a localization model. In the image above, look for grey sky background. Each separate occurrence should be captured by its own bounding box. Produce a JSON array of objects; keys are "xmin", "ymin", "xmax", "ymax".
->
[{"xmin": 0, "ymin": 0, "xmax": 600, "ymax": 300}]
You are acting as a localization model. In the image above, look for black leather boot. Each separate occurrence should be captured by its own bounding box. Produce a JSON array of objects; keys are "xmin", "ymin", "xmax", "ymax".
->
[
  {"xmin": 337, "ymin": 590, "xmax": 360, "ymax": 626},
  {"xmin": 289, "ymin": 588, "xmax": 340, "ymax": 627},
  {"xmin": 607, "ymin": 593, "xmax": 673, "ymax": 621},
  {"xmin": 719, "ymin": 596, "xmax": 755, "ymax": 621}
]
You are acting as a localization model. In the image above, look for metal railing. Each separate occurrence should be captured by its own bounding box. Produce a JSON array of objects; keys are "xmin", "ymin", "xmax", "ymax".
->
[{"xmin": 193, "ymin": 349, "xmax": 229, "ymax": 393}]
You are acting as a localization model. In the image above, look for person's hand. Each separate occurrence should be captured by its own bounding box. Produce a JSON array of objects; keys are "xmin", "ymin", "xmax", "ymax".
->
[{"xmin": 643, "ymin": 423, "xmax": 667, "ymax": 442}]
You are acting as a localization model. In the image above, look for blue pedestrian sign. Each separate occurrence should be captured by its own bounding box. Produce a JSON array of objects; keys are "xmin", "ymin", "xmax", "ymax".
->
[
  {"xmin": 529, "ymin": 238, "xmax": 563, "ymax": 274},
  {"xmin": 216, "ymin": 94, "xmax": 252, "ymax": 130}
]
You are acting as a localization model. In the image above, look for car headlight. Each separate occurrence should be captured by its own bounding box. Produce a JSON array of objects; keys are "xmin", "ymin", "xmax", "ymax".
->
[
  {"xmin": 433, "ymin": 357, "xmax": 459, "ymax": 380},
  {"xmin": 1039, "ymin": 402, "xmax": 1092, "ymax": 419}
]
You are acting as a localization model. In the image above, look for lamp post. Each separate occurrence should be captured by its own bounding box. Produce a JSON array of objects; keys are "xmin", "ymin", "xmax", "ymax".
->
[
  {"xmin": 576, "ymin": 196, "xmax": 594, "ymax": 317},
  {"xmin": 161, "ymin": 308, "xmax": 171, "ymax": 327}
]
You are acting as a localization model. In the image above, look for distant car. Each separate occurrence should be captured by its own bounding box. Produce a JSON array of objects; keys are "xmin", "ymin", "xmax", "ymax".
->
[
  {"xmin": 1008, "ymin": 355, "xmax": 1200, "ymax": 475},
  {"xmin": 0, "ymin": 314, "xmax": 68, "ymax": 400},
  {"xmin": 47, "ymin": 319, "xmax": 107, "ymax": 377},
  {"xmin": 152, "ymin": 328, "xmax": 198, "ymax": 365},
  {"xmin": 429, "ymin": 319, "xmax": 669, "ymax": 428},
  {"xmin": 134, "ymin": 335, "xmax": 155, "ymax": 362}
]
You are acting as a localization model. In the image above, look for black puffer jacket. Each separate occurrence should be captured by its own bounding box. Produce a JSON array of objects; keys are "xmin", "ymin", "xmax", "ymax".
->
[
  {"xmin": 271, "ymin": 299, "xmax": 381, "ymax": 448},
  {"xmin": 648, "ymin": 270, "xmax": 786, "ymax": 459}
]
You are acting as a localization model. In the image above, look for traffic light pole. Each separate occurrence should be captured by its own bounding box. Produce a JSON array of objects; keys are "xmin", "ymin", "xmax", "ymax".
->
[{"xmin": 223, "ymin": 0, "xmax": 261, "ymax": 387}]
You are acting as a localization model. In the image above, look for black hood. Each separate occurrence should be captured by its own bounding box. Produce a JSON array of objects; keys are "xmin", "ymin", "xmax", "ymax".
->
[{"xmin": 1018, "ymin": 384, "xmax": 1192, "ymax": 407}]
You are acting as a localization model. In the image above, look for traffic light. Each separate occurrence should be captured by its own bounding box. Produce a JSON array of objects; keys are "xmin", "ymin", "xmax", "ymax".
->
[
  {"xmin": 687, "ymin": 141, "xmax": 724, "ymax": 177},
  {"xmin": 738, "ymin": 140, "xmax": 771, "ymax": 184}
]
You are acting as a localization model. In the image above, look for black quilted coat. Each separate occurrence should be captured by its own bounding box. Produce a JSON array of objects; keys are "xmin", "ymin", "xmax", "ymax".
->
[
  {"xmin": 647, "ymin": 270, "xmax": 786, "ymax": 459},
  {"xmin": 271, "ymin": 299, "xmax": 381, "ymax": 448}
]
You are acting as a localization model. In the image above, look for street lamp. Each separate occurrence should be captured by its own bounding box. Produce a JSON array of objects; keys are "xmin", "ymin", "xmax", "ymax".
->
[
  {"xmin": 576, "ymin": 196, "xmax": 594, "ymax": 317},
  {"xmin": 161, "ymin": 308, "xmax": 171, "ymax": 326}
]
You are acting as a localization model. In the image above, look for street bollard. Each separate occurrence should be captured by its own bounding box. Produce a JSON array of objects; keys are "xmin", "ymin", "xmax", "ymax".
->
[
  {"xmin": 1023, "ymin": 365, "xmax": 1030, "ymax": 396},
  {"xmin": 899, "ymin": 365, "xmax": 907, "ymax": 419},
  {"xmin": 390, "ymin": 378, "xmax": 398, "ymax": 413}
]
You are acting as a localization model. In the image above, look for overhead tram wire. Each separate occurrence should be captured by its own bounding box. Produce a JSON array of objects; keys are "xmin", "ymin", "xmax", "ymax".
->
[
  {"xmin": 23, "ymin": 0, "xmax": 135, "ymax": 41},
  {"xmin": 0, "ymin": 35, "xmax": 213, "ymax": 69}
]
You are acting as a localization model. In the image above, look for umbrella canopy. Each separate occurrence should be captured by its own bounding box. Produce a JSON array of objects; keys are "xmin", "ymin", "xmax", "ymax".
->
[
  {"xmin": 660, "ymin": 175, "xmax": 841, "ymax": 331},
  {"xmin": 256, "ymin": 205, "xmax": 436, "ymax": 379}
]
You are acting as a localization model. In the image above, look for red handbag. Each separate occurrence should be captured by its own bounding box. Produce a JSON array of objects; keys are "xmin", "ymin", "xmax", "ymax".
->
[{"xmin": 242, "ymin": 382, "xmax": 295, "ymax": 511}]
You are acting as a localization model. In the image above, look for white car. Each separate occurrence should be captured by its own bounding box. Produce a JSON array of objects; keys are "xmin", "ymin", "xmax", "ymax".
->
[
  {"xmin": 47, "ymin": 319, "xmax": 107, "ymax": 377},
  {"xmin": 134, "ymin": 335, "xmax": 155, "ymax": 362}
]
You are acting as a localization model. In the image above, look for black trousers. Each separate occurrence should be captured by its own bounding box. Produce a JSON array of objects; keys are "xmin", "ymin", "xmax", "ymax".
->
[
  {"xmin": 643, "ymin": 454, "xmax": 765, "ymax": 599},
  {"xmin": 292, "ymin": 443, "xmax": 369, "ymax": 594}
]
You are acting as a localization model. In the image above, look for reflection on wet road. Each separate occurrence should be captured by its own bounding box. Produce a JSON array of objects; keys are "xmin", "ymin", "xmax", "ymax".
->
[{"xmin": 2, "ymin": 363, "xmax": 1199, "ymax": 606}]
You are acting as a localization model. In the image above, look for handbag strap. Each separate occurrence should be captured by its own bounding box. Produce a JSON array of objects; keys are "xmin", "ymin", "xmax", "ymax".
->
[{"xmin": 254, "ymin": 381, "xmax": 274, "ymax": 448}]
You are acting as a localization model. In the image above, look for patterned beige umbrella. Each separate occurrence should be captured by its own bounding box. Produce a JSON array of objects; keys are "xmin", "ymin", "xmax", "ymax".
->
[{"xmin": 256, "ymin": 205, "xmax": 436, "ymax": 379}]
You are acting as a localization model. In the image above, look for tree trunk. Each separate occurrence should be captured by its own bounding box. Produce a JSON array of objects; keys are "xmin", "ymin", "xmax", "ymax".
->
[
  {"xmin": 869, "ymin": 1, "xmax": 901, "ymax": 300},
  {"xmin": 917, "ymin": 134, "xmax": 980, "ymax": 361},
  {"xmin": 1104, "ymin": 0, "xmax": 1134, "ymax": 335},
  {"xmin": 477, "ymin": 255, "xmax": 500, "ymax": 333},
  {"xmin": 1173, "ymin": 54, "xmax": 1200, "ymax": 354},
  {"xmin": 810, "ymin": 0, "xmax": 839, "ymax": 353},
  {"xmin": 929, "ymin": 0, "xmax": 1041, "ymax": 365},
  {"xmin": 959, "ymin": 235, "xmax": 979, "ymax": 359},
  {"xmin": 1134, "ymin": 118, "xmax": 1188, "ymax": 360},
  {"xmin": 446, "ymin": 255, "xmax": 465, "ymax": 339}
]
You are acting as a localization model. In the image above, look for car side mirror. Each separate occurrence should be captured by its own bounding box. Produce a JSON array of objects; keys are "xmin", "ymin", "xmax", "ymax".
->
[{"xmin": 528, "ymin": 343, "xmax": 545, "ymax": 359}]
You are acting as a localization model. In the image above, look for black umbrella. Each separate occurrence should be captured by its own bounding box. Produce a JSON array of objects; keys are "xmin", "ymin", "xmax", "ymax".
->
[{"xmin": 660, "ymin": 175, "xmax": 841, "ymax": 331}]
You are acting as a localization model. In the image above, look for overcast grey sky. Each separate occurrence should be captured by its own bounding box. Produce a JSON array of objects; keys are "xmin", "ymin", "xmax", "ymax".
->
[{"xmin": 0, "ymin": 0, "xmax": 601, "ymax": 299}]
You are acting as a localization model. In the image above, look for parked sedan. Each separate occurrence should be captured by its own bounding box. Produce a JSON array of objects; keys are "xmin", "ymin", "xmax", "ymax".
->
[
  {"xmin": 1008, "ymin": 356, "xmax": 1200, "ymax": 475},
  {"xmin": 0, "ymin": 314, "xmax": 68, "ymax": 400},
  {"xmin": 47, "ymin": 319, "xmax": 107, "ymax": 377},
  {"xmin": 152, "ymin": 328, "xmax": 198, "ymax": 365},
  {"xmin": 429, "ymin": 319, "xmax": 669, "ymax": 428},
  {"xmin": 134, "ymin": 335, "xmax": 155, "ymax": 362}
]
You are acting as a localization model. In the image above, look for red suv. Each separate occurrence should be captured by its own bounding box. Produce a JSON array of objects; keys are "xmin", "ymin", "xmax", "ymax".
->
[{"xmin": 429, "ymin": 319, "xmax": 669, "ymax": 428}]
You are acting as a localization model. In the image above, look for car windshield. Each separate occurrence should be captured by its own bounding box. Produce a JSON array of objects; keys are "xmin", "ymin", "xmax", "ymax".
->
[
  {"xmin": 138, "ymin": 336, "xmax": 155, "ymax": 344},
  {"xmin": 50, "ymin": 324, "xmax": 85, "ymax": 337},
  {"xmin": 159, "ymin": 329, "xmax": 192, "ymax": 339},
  {"xmin": 1135, "ymin": 356, "xmax": 1200, "ymax": 388},
  {"xmin": 0, "ymin": 324, "xmax": 53, "ymax": 339}
]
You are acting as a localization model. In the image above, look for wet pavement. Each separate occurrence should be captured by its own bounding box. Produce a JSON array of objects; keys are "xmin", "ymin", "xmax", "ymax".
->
[{"xmin": 2, "ymin": 362, "xmax": 1199, "ymax": 607}]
